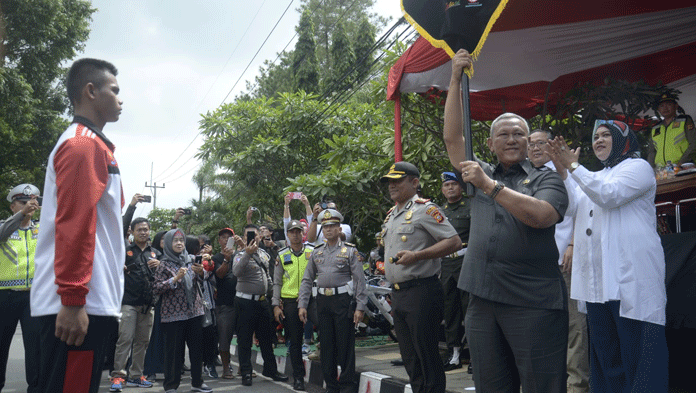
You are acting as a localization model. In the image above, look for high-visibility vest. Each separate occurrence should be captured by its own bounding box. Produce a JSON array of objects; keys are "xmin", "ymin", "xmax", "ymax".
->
[
  {"xmin": 278, "ymin": 244, "xmax": 314, "ymax": 299},
  {"xmin": 0, "ymin": 223, "xmax": 38, "ymax": 289},
  {"xmin": 652, "ymin": 115, "xmax": 692, "ymax": 166}
]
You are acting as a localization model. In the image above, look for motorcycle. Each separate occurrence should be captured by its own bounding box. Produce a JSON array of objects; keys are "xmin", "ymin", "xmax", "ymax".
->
[{"xmin": 355, "ymin": 269, "xmax": 397, "ymax": 342}]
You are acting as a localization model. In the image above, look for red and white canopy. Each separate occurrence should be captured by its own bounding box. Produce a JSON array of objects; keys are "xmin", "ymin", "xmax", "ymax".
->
[{"xmin": 388, "ymin": 1, "xmax": 696, "ymax": 122}]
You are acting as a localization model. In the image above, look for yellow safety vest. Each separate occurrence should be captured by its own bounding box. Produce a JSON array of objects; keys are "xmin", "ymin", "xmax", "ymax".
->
[
  {"xmin": 652, "ymin": 115, "xmax": 691, "ymax": 166},
  {"xmin": 278, "ymin": 244, "xmax": 314, "ymax": 299},
  {"xmin": 0, "ymin": 223, "xmax": 38, "ymax": 289}
]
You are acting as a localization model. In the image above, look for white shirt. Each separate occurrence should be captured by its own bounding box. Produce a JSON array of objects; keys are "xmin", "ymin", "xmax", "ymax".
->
[
  {"xmin": 565, "ymin": 158, "xmax": 666, "ymax": 325},
  {"xmin": 545, "ymin": 162, "xmax": 575, "ymax": 265}
]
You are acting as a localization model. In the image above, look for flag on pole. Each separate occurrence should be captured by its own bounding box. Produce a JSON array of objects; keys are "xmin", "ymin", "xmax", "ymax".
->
[{"xmin": 401, "ymin": 0, "xmax": 509, "ymax": 62}]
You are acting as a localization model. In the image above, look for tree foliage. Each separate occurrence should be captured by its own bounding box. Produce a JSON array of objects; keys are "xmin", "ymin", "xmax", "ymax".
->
[
  {"xmin": 293, "ymin": 9, "xmax": 319, "ymax": 93},
  {"xmin": 0, "ymin": 0, "xmax": 94, "ymax": 210}
]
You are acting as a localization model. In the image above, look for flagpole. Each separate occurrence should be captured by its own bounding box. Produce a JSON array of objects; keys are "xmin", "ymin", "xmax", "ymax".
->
[{"xmin": 460, "ymin": 72, "xmax": 475, "ymax": 196}]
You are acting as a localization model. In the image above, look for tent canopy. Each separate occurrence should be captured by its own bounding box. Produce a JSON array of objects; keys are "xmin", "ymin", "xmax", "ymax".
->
[{"xmin": 388, "ymin": 1, "xmax": 696, "ymax": 122}]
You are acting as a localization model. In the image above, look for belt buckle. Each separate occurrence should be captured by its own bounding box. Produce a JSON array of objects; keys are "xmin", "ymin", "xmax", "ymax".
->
[
  {"xmin": 259, "ymin": 295, "xmax": 266, "ymax": 301},
  {"xmin": 394, "ymin": 283, "xmax": 400, "ymax": 290},
  {"xmin": 325, "ymin": 288, "xmax": 333, "ymax": 296}
]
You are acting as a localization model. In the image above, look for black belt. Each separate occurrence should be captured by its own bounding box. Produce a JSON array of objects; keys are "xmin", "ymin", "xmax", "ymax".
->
[{"xmin": 392, "ymin": 275, "xmax": 438, "ymax": 291}]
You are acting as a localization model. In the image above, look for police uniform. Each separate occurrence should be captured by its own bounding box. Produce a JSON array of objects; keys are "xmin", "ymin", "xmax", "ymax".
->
[
  {"xmin": 298, "ymin": 209, "xmax": 366, "ymax": 393},
  {"xmin": 272, "ymin": 220, "xmax": 316, "ymax": 387},
  {"xmin": 651, "ymin": 93, "xmax": 696, "ymax": 166},
  {"xmin": 381, "ymin": 164, "xmax": 459, "ymax": 393},
  {"xmin": 0, "ymin": 184, "xmax": 41, "ymax": 392},
  {"xmin": 439, "ymin": 172, "xmax": 471, "ymax": 365},
  {"xmin": 232, "ymin": 246, "xmax": 287, "ymax": 384}
]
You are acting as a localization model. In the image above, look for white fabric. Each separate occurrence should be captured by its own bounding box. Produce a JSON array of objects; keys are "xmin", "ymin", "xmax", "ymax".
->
[
  {"xmin": 564, "ymin": 158, "xmax": 666, "ymax": 325},
  {"xmin": 545, "ymin": 162, "xmax": 575, "ymax": 265}
]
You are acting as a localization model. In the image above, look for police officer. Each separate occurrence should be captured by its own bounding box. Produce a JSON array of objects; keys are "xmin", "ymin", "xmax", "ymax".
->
[
  {"xmin": 380, "ymin": 163, "xmax": 461, "ymax": 393},
  {"xmin": 232, "ymin": 225, "xmax": 289, "ymax": 386},
  {"xmin": 298, "ymin": 210, "xmax": 366, "ymax": 393},
  {"xmin": 273, "ymin": 220, "xmax": 316, "ymax": 391},
  {"xmin": 648, "ymin": 92, "xmax": 696, "ymax": 167},
  {"xmin": 0, "ymin": 184, "xmax": 41, "ymax": 393},
  {"xmin": 439, "ymin": 172, "xmax": 471, "ymax": 371}
]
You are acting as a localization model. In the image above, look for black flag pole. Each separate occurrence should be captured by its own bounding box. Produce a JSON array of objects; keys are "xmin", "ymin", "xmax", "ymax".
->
[{"xmin": 460, "ymin": 72, "xmax": 474, "ymax": 195}]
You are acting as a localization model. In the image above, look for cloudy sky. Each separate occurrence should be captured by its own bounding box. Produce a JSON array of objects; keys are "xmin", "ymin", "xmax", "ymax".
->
[{"xmin": 79, "ymin": 0, "xmax": 404, "ymax": 218}]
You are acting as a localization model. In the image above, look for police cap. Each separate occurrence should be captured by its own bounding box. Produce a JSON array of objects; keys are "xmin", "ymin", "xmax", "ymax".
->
[
  {"xmin": 380, "ymin": 162, "xmax": 420, "ymax": 183},
  {"xmin": 7, "ymin": 184, "xmax": 40, "ymax": 203},
  {"xmin": 318, "ymin": 209, "xmax": 343, "ymax": 225}
]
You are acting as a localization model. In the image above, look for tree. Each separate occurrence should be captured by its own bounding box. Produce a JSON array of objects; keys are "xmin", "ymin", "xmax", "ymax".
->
[
  {"xmin": 293, "ymin": 9, "xmax": 319, "ymax": 93},
  {"xmin": 352, "ymin": 17, "xmax": 376, "ymax": 86},
  {"xmin": 0, "ymin": 0, "xmax": 94, "ymax": 210},
  {"xmin": 324, "ymin": 21, "xmax": 355, "ymax": 94}
]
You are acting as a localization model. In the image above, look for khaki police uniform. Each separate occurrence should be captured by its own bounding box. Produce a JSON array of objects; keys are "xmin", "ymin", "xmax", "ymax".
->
[
  {"xmin": 272, "ymin": 243, "xmax": 315, "ymax": 381},
  {"xmin": 382, "ymin": 194, "xmax": 458, "ymax": 393},
  {"xmin": 298, "ymin": 210, "xmax": 366, "ymax": 393},
  {"xmin": 440, "ymin": 196, "xmax": 471, "ymax": 353},
  {"xmin": 232, "ymin": 248, "xmax": 280, "ymax": 380}
]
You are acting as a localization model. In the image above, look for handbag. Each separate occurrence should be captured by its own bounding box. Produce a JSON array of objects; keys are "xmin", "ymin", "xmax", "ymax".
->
[{"xmin": 197, "ymin": 281, "xmax": 215, "ymax": 328}]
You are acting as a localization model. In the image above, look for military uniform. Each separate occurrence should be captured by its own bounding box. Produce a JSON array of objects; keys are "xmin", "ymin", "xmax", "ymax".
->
[
  {"xmin": 298, "ymin": 210, "xmax": 366, "ymax": 393},
  {"xmin": 440, "ymin": 194, "xmax": 471, "ymax": 358},
  {"xmin": 232, "ymin": 247, "xmax": 284, "ymax": 384},
  {"xmin": 272, "ymin": 234, "xmax": 316, "ymax": 385},
  {"xmin": 382, "ymin": 194, "xmax": 458, "ymax": 393}
]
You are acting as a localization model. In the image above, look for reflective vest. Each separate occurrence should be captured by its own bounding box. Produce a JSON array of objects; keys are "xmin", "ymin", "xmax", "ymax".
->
[
  {"xmin": 0, "ymin": 223, "xmax": 38, "ymax": 289},
  {"xmin": 278, "ymin": 244, "xmax": 314, "ymax": 299},
  {"xmin": 652, "ymin": 115, "xmax": 692, "ymax": 166}
]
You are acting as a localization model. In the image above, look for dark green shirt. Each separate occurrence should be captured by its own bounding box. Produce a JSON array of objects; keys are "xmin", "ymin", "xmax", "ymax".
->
[
  {"xmin": 458, "ymin": 159, "xmax": 568, "ymax": 310},
  {"xmin": 441, "ymin": 196, "xmax": 471, "ymax": 265}
]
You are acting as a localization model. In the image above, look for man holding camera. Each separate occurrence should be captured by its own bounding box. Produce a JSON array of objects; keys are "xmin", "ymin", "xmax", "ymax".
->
[
  {"xmin": 232, "ymin": 225, "xmax": 289, "ymax": 386},
  {"xmin": 306, "ymin": 201, "xmax": 352, "ymax": 243},
  {"xmin": 110, "ymin": 217, "xmax": 161, "ymax": 391},
  {"xmin": 0, "ymin": 184, "xmax": 41, "ymax": 393}
]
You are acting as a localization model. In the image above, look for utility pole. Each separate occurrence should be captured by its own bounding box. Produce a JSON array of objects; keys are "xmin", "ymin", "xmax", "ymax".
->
[{"xmin": 145, "ymin": 163, "xmax": 165, "ymax": 209}]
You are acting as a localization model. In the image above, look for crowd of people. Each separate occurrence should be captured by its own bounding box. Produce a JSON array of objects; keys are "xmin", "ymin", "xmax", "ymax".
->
[{"xmin": 0, "ymin": 50, "xmax": 685, "ymax": 393}]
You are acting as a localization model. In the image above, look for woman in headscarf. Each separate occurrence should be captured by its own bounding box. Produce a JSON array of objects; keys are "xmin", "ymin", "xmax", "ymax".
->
[
  {"xmin": 550, "ymin": 120, "xmax": 668, "ymax": 392},
  {"xmin": 152, "ymin": 229, "xmax": 212, "ymax": 393}
]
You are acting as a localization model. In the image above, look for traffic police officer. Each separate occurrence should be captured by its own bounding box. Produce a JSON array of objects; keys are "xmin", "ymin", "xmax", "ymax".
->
[
  {"xmin": 232, "ymin": 224, "xmax": 289, "ymax": 386},
  {"xmin": 0, "ymin": 184, "xmax": 41, "ymax": 393},
  {"xmin": 298, "ymin": 209, "xmax": 366, "ymax": 393},
  {"xmin": 439, "ymin": 172, "xmax": 471, "ymax": 371},
  {"xmin": 273, "ymin": 219, "xmax": 316, "ymax": 391},
  {"xmin": 381, "ymin": 162, "xmax": 461, "ymax": 393},
  {"xmin": 648, "ymin": 93, "xmax": 696, "ymax": 167}
]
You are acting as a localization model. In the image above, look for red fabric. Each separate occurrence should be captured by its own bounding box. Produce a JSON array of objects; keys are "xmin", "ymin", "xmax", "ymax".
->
[
  {"xmin": 53, "ymin": 124, "xmax": 109, "ymax": 306},
  {"xmin": 63, "ymin": 350, "xmax": 94, "ymax": 393},
  {"xmin": 387, "ymin": 37, "xmax": 450, "ymax": 101}
]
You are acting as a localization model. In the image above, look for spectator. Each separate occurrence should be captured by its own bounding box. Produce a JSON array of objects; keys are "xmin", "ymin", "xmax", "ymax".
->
[
  {"xmin": 143, "ymin": 230, "xmax": 169, "ymax": 381},
  {"xmin": 152, "ymin": 229, "xmax": 212, "ymax": 393},
  {"xmin": 188, "ymin": 236, "xmax": 218, "ymax": 380},
  {"xmin": 0, "ymin": 184, "xmax": 41, "ymax": 393},
  {"xmin": 283, "ymin": 193, "xmax": 313, "ymax": 243},
  {"xmin": 550, "ymin": 120, "xmax": 668, "ymax": 392},
  {"xmin": 306, "ymin": 201, "xmax": 352, "ymax": 243},
  {"xmin": 648, "ymin": 93, "xmax": 695, "ymax": 167},
  {"xmin": 110, "ymin": 218, "xmax": 160, "ymax": 391}
]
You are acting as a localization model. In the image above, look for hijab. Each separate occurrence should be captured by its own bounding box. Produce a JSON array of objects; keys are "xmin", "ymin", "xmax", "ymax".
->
[
  {"xmin": 152, "ymin": 230, "xmax": 167, "ymax": 253},
  {"xmin": 162, "ymin": 229, "xmax": 196, "ymax": 310},
  {"xmin": 593, "ymin": 119, "xmax": 640, "ymax": 168}
]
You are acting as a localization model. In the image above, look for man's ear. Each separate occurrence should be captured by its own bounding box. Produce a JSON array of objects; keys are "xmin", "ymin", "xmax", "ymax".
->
[
  {"xmin": 85, "ymin": 82, "xmax": 96, "ymax": 99},
  {"xmin": 487, "ymin": 137, "xmax": 494, "ymax": 152}
]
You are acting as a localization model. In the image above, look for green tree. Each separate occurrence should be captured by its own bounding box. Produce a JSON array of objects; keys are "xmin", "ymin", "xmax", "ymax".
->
[
  {"xmin": 352, "ymin": 16, "xmax": 376, "ymax": 86},
  {"xmin": 293, "ymin": 9, "xmax": 319, "ymax": 93},
  {"xmin": 0, "ymin": 0, "xmax": 94, "ymax": 210},
  {"xmin": 324, "ymin": 21, "xmax": 355, "ymax": 94}
]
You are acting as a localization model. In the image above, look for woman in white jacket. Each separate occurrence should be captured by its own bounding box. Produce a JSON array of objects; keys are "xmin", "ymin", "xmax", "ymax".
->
[{"xmin": 550, "ymin": 120, "xmax": 668, "ymax": 392}]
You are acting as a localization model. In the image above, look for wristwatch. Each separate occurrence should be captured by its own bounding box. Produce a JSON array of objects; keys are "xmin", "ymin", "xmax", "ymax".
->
[{"xmin": 569, "ymin": 162, "xmax": 580, "ymax": 171}]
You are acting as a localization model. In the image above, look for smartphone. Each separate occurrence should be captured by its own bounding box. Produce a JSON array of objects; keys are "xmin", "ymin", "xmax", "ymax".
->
[
  {"xmin": 195, "ymin": 255, "xmax": 202, "ymax": 264},
  {"xmin": 246, "ymin": 231, "xmax": 256, "ymax": 245},
  {"xmin": 182, "ymin": 208, "xmax": 192, "ymax": 215},
  {"xmin": 142, "ymin": 195, "xmax": 152, "ymax": 203},
  {"xmin": 289, "ymin": 192, "xmax": 302, "ymax": 199},
  {"xmin": 226, "ymin": 237, "xmax": 236, "ymax": 250},
  {"xmin": 320, "ymin": 202, "xmax": 328, "ymax": 210}
]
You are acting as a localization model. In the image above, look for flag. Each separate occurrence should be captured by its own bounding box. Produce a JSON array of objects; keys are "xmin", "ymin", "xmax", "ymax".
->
[{"xmin": 401, "ymin": 0, "xmax": 509, "ymax": 60}]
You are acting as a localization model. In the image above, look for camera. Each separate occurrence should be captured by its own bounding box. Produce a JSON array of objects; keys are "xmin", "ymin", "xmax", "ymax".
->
[{"xmin": 142, "ymin": 195, "xmax": 152, "ymax": 203}]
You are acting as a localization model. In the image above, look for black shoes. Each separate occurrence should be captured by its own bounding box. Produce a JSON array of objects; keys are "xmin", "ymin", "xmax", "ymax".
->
[
  {"xmin": 444, "ymin": 362, "xmax": 462, "ymax": 371},
  {"xmin": 242, "ymin": 374, "xmax": 253, "ymax": 386},
  {"xmin": 467, "ymin": 364, "xmax": 473, "ymax": 374},
  {"xmin": 293, "ymin": 378, "xmax": 306, "ymax": 391},
  {"xmin": 390, "ymin": 359, "xmax": 405, "ymax": 366},
  {"xmin": 263, "ymin": 371, "xmax": 289, "ymax": 382}
]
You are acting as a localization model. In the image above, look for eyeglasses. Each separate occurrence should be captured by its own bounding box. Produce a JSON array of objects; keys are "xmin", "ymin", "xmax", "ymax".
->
[{"xmin": 529, "ymin": 141, "xmax": 548, "ymax": 148}]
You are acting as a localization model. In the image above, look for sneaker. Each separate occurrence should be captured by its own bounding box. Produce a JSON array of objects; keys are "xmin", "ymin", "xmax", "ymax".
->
[
  {"xmin": 127, "ymin": 375, "xmax": 154, "ymax": 388},
  {"xmin": 301, "ymin": 344, "xmax": 311, "ymax": 355},
  {"xmin": 204, "ymin": 364, "xmax": 218, "ymax": 379},
  {"xmin": 110, "ymin": 377, "xmax": 125, "ymax": 392},
  {"xmin": 191, "ymin": 383, "xmax": 213, "ymax": 392}
]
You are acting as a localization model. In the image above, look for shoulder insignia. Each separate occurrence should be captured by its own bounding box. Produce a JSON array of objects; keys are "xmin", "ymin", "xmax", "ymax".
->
[
  {"xmin": 415, "ymin": 198, "xmax": 430, "ymax": 204},
  {"xmin": 425, "ymin": 206, "xmax": 437, "ymax": 215},
  {"xmin": 313, "ymin": 243, "xmax": 325, "ymax": 249},
  {"xmin": 126, "ymin": 250, "xmax": 133, "ymax": 257},
  {"xmin": 344, "ymin": 242, "xmax": 356, "ymax": 247},
  {"xmin": 384, "ymin": 206, "xmax": 396, "ymax": 224},
  {"xmin": 427, "ymin": 207, "xmax": 445, "ymax": 223}
]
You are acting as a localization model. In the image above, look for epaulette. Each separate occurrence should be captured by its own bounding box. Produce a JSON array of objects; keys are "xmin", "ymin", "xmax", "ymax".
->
[
  {"xmin": 383, "ymin": 206, "xmax": 396, "ymax": 224},
  {"xmin": 415, "ymin": 198, "xmax": 431, "ymax": 204},
  {"xmin": 313, "ymin": 243, "xmax": 325, "ymax": 249},
  {"xmin": 387, "ymin": 206, "xmax": 396, "ymax": 214},
  {"xmin": 344, "ymin": 242, "xmax": 356, "ymax": 248}
]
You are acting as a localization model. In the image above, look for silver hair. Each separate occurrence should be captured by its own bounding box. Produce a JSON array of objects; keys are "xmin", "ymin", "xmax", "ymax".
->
[{"xmin": 490, "ymin": 113, "xmax": 530, "ymax": 138}]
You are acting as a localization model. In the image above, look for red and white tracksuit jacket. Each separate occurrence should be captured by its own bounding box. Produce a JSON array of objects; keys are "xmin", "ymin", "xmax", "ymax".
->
[{"xmin": 31, "ymin": 120, "xmax": 125, "ymax": 317}]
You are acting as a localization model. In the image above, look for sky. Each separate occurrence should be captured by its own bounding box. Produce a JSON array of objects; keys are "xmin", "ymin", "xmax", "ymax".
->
[{"xmin": 79, "ymin": 0, "xmax": 404, "ymax": 219}]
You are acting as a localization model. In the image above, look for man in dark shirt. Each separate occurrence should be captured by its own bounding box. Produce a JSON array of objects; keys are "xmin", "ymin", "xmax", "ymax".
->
[
  {"xmin": 110, "ymin": 217, "xmax": 160, "ymax": 391},
  {"xmin": 212, "ymin": 227, "xmax": 239, "ymax": 379},
  {"xmin": 443, "ymin": 49, "xmax": 569, "ymax": 392},
  {"xmin": 439, "ymin": 172, "xmax": 471, "ymax": 371}
]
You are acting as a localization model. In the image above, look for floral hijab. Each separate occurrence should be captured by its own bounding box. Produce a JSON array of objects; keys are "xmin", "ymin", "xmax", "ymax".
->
[{"xmin": 593, "ymin": 119, "xmax": 640, "ymax": 168}]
